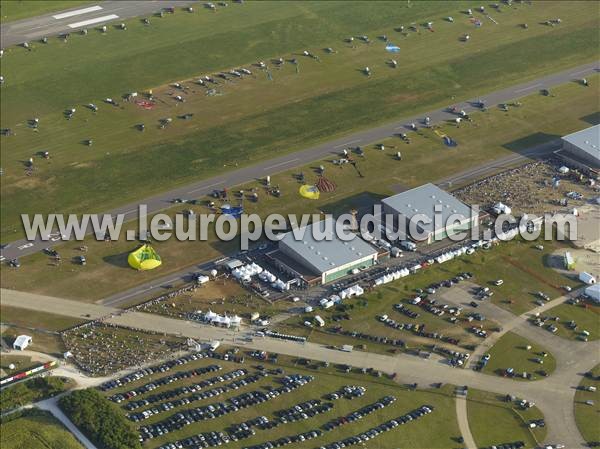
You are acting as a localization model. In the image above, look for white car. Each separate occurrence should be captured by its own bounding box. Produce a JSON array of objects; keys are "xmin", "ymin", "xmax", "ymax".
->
[{"xmin": 494, "ymin": 279, "xmax": 504, "ymax": 286}]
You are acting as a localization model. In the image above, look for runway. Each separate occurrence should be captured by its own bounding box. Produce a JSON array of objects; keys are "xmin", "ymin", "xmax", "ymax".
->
[
  {"xmin": 0, "ymin": 1, "xmax": 196, "ymax": 47},
  {"xmin": 0, "ymin": 61, "xmax": 598, "ymax": 262}
]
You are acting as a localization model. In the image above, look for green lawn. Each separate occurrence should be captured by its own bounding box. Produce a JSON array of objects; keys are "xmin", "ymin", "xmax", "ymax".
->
[
  {"xmin": 482, "ymin": 332, "xmax": 556, "ymax": 380},
  {"xmin": 0, "ymin": 306, "xmax": 84, "ymax": 331},
  {"xmin": 1, "ymin": 326, "xmax": 66, "ymax": 356},
  {"xmin": 543, "ymin": 301, "xmax": 600, "ymax": 341},
  {"xmin": 0, "ymin": 0, "xmax": 93, "ymax": 22},
  {"xmin": 0, "ymin": 409, "xmax": 84, "ymax": 449},
  {"xmin": 0, "ymin": 354, "xmax": 36, "ymax": 372},
  {"xmin": 463, "ymin": 239, "xmax": 582, "ymax": 315},
  {"xmin": 574, "ymin": 364, "xmax": 600, "ymax": 444},
  {"xmin": 467, "ymin": 389, "xmax": 546, "ymax": 448},
  {"xmin": 1, "ymin": 1, "xmax": 598, "ymax": 239},
  {"xmin": 0, "ymin": 77, "xmax": 594, "ymax": 303}
]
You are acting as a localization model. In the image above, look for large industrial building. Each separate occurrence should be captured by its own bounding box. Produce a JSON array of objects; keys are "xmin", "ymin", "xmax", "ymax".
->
[
  {"xmin": 269, "ymin": 218, "xmax": 380, "ymax": 286},
  {"xmin": 381, "ymin": 183, "xmax": 475, "ymax": 244},
  {"xmin": 559, "ymin": 125, "xmax": 600, "ymax": 170}
]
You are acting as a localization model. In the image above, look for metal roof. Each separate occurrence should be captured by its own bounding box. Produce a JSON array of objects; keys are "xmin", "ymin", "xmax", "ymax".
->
[
  {"xmin": 279, "ymin": 218, "xmax": 378, "ymax": 274},
  {"xmin": 381, "ymin": 183, "xmax": 472, "ymax": 234},
  {"xmin": 562, "ymin": 125, "xmax": 600, "ymax": 164}
]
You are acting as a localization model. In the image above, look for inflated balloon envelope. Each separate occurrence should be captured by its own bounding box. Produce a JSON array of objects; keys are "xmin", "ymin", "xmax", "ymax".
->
[{"xmin": 128, "ymin": 244, "xmax": 162, "ymax": 270}]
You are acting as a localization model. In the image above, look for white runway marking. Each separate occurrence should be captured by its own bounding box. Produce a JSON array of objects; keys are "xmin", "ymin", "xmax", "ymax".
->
[
  {"xmin": 53, "ymin": 5, "xmax": 102, "ymax": 20},
  {"xmin": 514, "ymin": 83, "xmax": 542, "ymax": 94},
  {"xmin": 67, "ymin": 14, "xmax": 119, "ymax": 28},
  {"xmin": 263, "ymin": 158, "xmax": 300, "ymax": 171}
]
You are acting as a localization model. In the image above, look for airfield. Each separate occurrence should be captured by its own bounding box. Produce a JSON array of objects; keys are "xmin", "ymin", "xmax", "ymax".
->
[{"xmin": 0, "ymin": 1, "xmax": 599, "ymax": 449}]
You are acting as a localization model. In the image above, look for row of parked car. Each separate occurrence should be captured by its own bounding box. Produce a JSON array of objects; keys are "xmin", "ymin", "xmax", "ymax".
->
[
  {"xmin": 243, "ymin": 429, "xmax": 324, "ymax": 449},
  {"xmin": 129, "ymin": 370, "xmax": 262, "ymax": 422},
  {"xmin": 139, "ymin": 374, "xmax": 314, "ymax": 441},
  {"xmin": 481, "ymin": 441, "xmax": 525, "ymax": 449},
  {"xmin": 100, "ymin": 352, "xmax": 211, "ymax": 391},
  {"xmin": 110, "ymin": 364, "xmax": 223, "ymax": 404},
  {"xmin": 430, "ymin": 345, "xmax": 470, "ymax": 367},
  {"xmin": 393, "ymin": 303, "xmax": 419, "ymax": 319},
  {"xmin": 322, "ymin": 396, "xmax": 396, "ymax": 431},
  {"xmin": 124, "ymin": 368, "xmax": 247, "ymax": 411},
  {"xmin": 332, "ymin": 327, "xmax": 405, "ymax": 348},
  {"xmin": 316, "ymin": 404, "xmax": 435, "ymax": 449},
  {"xmin": 376, "ymin": 314, "xmax": 461, "ymax": 347},
  {"xmin": 326, "ymin": 385, "xmax": 367, "ymax": 400}
]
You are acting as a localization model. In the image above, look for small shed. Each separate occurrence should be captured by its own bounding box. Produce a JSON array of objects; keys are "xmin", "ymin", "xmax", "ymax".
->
[{"xmin": 13, "ymin": 335, "xmax": 32, "ymax": 351}]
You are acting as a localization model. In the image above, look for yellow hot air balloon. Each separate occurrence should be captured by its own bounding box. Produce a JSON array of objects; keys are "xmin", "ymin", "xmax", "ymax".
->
[
  {"xmin": 299, "ymin": 185, "xmax": 320, "ymax": 200},
  {"xmin": 128, "ymin": 244, "xmax": 162, "ymax": 270}
]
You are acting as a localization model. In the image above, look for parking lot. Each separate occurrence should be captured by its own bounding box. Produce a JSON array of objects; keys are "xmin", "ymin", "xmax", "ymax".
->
[{"xmin": 98, "ymin": 349, "xmax": 462, "ymax": 449}]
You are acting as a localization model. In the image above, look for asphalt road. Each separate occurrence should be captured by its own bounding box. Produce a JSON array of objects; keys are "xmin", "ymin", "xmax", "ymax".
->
[
  {"xmin": 0, "ymin": 1, "xmax": 197, "ymax": 47},
  {"xmin": 1, "ymin": 61, "xmax": 598, "ymax": 263},
  {"xmin": 4, "ymin": 287, "xmax": 599, "ymax": 448}
]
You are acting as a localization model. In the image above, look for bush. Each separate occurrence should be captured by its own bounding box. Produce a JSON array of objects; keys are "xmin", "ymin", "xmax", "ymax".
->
[
  {"xmin": 0, "ymin": 377, "xmax": 68, "ymax": 413},
  {"xmin": 59, "ymin": 389, "xmax": 140, "ymax": 449}
]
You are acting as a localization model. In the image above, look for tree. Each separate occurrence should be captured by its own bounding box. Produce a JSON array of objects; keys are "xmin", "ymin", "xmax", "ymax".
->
[{"xmin": 60, "ymin": 389, "xmax": 141, "ymax": 449}]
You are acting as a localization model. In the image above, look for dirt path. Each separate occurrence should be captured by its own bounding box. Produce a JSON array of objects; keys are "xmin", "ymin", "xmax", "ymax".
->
[{"xmin": 456, "ymin": 395, "xmax": 477, "ymax": 449}]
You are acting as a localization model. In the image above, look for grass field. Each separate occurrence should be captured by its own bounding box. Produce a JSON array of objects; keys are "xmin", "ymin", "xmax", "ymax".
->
[
  {"xmin": 0, "ymin": 77, "xmax": 595, "ymax": 303},
  {"xmin": 0, "ymin": 354, "xmax": 37, "ymax": 373},
  {"xmin": 95, "ymin": 347, "xmax": 547, "ymax": 449},
  {"xmin": 275, "ymin": 238, "xmax": 578, "ymax": 356},
  {"xmin": 574, "ymin": 364, "xmax": 600, "ymax": 444},
  {"xmin": 1, "ymin": 326, "xmax": 66, "ymax": 356},
  {"xmin": 0, "ymin": 306, "xmax": 83, "ymax": 331},
  {"xmin": 542, "ymin": 301, "xmax": 600, "ymax": 341},
  {"xmin": 0, "ymin": 409, "xmax": 84, "ymax": 449},
  {"xmin": 0, "ymin": 0, "xmax": 92, "ymax": 22},
  {"xmin": 143, "ymin": 278, "xmax": 291, "ymax": 320},
  {"xmin": 482, "ymin": 332, "xmax": 556, "ymax": 380},
  {"xmin": 467, "ymin": 389, "xmax": 546, "ymax": 448},
  {"xmin": 1, "ymin": 1, "xmax": 598, "ymax": 239}
]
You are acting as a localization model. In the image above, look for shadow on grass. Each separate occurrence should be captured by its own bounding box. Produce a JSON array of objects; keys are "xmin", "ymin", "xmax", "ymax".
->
[
  {"xmin": 102, "ymin": 249, "xmax": 131, "ymax": 268},
  {"xmin": 502, "ymin": 132, "xmax": 562, "ymax": 156},
  {"xmin": 580, "ymin": 111, "xmax": 600, "ymax": 125},
  {"xmin": 321, "ymin": 191, "xmax": 387, "ymax": 216}
]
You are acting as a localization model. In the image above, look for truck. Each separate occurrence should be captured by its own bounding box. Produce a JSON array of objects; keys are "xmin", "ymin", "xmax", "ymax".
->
[
  {"xmin": 400, "ymin": 241, "xmax": 417, "ymax": 251},
  {"xmin": 314, "ymin": 315, "xmax": 325, "ymax": 327}
]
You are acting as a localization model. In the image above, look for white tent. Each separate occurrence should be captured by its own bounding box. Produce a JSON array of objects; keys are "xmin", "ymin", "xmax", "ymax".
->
[
  {"xmin": 579, "ymin": 272, "xmax": 597, "ymax": 285},
  {"xmin": 13, "ymin": 335, "xmax": 32, "ymax": 351},
  {"xmin": 204, "ymin": 310, "xmax": 218, "ymax": 321},
  {"xmin": 196, "ymin": 275, "xmax": 210, "ymax": 284},
  {"xmin": 584, "ymin": 284, "xmax": 600, "ymax": 302}
]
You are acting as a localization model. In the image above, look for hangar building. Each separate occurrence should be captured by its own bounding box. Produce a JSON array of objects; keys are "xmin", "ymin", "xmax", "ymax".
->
[
  {"xmin": 269, "ymin": 218, "xmax": 380, "ymax": 285},
  {"xmin": 381, "ymin": 183, "xmax": 475, "ymax": 244},
  {"xmin": 560, "ymin": 125, "xmax": 600, "ymax": 170}
]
